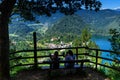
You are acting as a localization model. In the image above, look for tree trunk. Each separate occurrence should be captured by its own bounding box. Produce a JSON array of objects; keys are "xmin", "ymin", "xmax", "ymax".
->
[
  {"xmin": 0, "ymin": 0, "xmax": 16, "ymax": 80},
  {"xmin": 0, "ymin": 13, "xmax": 10, "ymax": 80}
]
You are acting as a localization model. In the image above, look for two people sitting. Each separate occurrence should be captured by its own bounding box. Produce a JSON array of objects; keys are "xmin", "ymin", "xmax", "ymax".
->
[{"xmin": 50, "ymin": 50, "xmax": 75, "ymax": 69}]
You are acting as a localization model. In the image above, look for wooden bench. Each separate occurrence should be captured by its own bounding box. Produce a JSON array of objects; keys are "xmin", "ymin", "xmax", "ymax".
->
[{"xmin": 42, "ymin": 59, "xmax": 90, "ymax": 70}]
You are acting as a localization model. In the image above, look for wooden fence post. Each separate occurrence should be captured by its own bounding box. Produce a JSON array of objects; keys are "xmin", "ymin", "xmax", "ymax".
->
[
  {"xmin": 33, "ymin": 32, "xmax": 38, "ymax": 69},
  {"xmin": 95, "ymin": 50, "xmax": 98, "ymax": 70},
  {"xmin": 76, "ymin": 48, "xmax": 78, "ymax": 64}
]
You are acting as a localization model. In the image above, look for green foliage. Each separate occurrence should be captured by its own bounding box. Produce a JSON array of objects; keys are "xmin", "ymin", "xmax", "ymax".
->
[
  {"xmin": 15, "ymin": 0, "xmax": 101, "ymax": 20},
  {"xmin": 73, "ymin": 27, "xmax": 92, "ymax": 47},
  {"xmin": 72, "ymin": 28, "xmax": 101, "ymax": 65},
  {"xmin": 108, "ymin": 69, "xmax": 120, "ymax": 80},
  {"xmin": 109, "ymin": 29, "xmax": 120, "ymax": 52},
  {"xmin": 73, "ymin": 36, "xmax": 81, "ymax": 47},
  {"xmin": 9, "ymin": 23, "xmax": 34, "ymax": 37},
  {"xmin": 92, "ymin": 28, "xmax": 120, "ymax": 80},
  {"xmin": 21, "ymin": 10, "xmax": 35, "ymax": 21},
  {"xmin": 80, "ymin": 28, "xmax": 91, "ymax": 46},
  {"xmin": 106, "ymin": 29, "xmax": 120, "ymax": 80}
]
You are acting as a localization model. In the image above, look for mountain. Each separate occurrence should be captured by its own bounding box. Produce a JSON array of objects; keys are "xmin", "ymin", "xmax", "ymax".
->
[
  {"xmin": 76, "ymin": 9, "xmax": 120, "ymax": 35},
  {"xmin": 46, "ymin": 9, "xmax": 120, "ymax": 36},
  {"xmin": 106, "ymin": 16, "xmax": 120, "ymax": 29},
  {"xmin": 9, "ymin": 23, "xmax": 34, "ymax": 36},
  {"xmin": 46, "ymin": 14, "xmax": 88, "ymax": 36},
  {"xmin": 77, "ymin": 9, "xmax": 120, "ymax": 28},
  {"xmin": 113, "ymin": 8, "xmax": 120, "ymax": 12},
  {"xmin": 9, "ymin": 9, "xmax": 120, "ymax": 37}
]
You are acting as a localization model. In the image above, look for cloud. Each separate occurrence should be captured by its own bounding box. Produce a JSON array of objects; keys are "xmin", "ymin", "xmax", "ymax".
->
[{"xmin": 113, "ymin": 7, "xmax": 120, "ymax": 10}]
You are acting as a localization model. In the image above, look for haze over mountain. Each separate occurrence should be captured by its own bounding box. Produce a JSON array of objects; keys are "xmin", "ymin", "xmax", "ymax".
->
[{"xmin": 113, "ymin": 8, "xmax": 120, "ymax": 12}]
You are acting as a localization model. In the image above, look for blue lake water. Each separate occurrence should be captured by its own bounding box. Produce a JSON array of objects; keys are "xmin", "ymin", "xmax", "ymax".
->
[{"xmin": 91, "ymin": 36, "xmax": 112, "ymax": 64}]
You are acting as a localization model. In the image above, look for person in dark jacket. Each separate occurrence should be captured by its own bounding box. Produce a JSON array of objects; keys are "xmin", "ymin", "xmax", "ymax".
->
[{"xmin": 51, "ymin": 51, "xmax": 60, "ymax": 69}]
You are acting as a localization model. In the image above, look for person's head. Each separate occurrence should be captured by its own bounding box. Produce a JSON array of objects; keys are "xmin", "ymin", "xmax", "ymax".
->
[
  {"xmin": 54, "ymin": 51, "xmax": 58, "ymax": 57},
  {"xmin": 66, "ymin": 51, "xmax": 70, "ymax": 56},
  {"xmin": 68, "ymin": 50, "xmax": 73, "ymax": 56}
]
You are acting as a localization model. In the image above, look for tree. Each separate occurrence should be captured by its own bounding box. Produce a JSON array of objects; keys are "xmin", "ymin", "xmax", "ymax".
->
[
  {"xmin": 80, "ymin": 27, "xmax": 92, "ymax": 47},
  {"xmin": 0, "ymin": 0, "xmax": 101, "ymax": 79},
  {"xmin": 108, "ymin": 29, "xmax": 120, "ymax": 80},
  {"xmin": 0, "ymin": 0, "xmax": 16, "ymax": 80},
  {"xmin": 109, "ymin": 29, "xmax": 120, "ymax": 52},
  {"xmin": 16, "ymin": 0, "xmax": 102, "ymax": 20},
  {"xmin": 73, "ymin": 27, "xmax": 92, "ymax": 47}
]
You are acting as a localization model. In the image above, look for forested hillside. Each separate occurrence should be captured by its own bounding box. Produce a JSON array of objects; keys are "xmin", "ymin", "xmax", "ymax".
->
[
  {"xmin": 77, "ymin": 9, "xmax": 120, "ymax": 35},
  {"xmin": 46, "ymin": 14, "xmax": 88, "ymax": 36},
  {"xmin": 9, "ymin": 9, "xmax": 120, "ymax": 38}
]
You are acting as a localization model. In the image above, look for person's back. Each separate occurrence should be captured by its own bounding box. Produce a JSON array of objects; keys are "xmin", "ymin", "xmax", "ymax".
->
[
  {"xmin": 68, "ymin": 50, "xmax": 75, "ymax": 67},
  {"xmin": 52, "ymin": 51, "xmax": 59, "ymax": 69},
  {"xmin": 65, "ymin": 51, "xmax": 74, "ymax": 68}
]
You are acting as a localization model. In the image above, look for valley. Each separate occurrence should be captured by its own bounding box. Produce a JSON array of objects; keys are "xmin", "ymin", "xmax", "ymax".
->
[{"xmin": 9, "ymin": 9, "xmax": 120, "ymax": 51}]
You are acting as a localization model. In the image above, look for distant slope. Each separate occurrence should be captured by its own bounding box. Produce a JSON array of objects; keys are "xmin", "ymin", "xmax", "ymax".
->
[
  {"xmin": 106, "ymin": 16, "xmax": 120, "ymax": 30},
  {"xmin": 46, "ymin": 14, "xmax": 89, "ymax": 36},
  {"xmin": 9, "ymin": 9, "xmax": 120, "ymax": 37},
  {"xmin": 77, "ymin": 9, "xmax": 120, "ymax": 28},
  {"xmin": 46, "ymin": 9, "xmax": 120, "ymax": 36},
  {"xmin": 9, "ymin": 23, "xmax": 34, "ymax": 36}
]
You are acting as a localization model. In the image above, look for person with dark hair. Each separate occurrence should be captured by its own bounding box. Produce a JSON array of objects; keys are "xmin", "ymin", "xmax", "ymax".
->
[
  {"xmin": 68, "ymin": 50, "xmax": 75, "ymax": 60},
  {"xmin": 65, "ymin": 50, "xmax": 75, "ymax": 68},
  {"xmin": 68, "ymin": 50, "xmax": 75, "ymax": 67},
  {"xmin": 51, "ymin": 51, "xmax": 60, "ymax": 69}
]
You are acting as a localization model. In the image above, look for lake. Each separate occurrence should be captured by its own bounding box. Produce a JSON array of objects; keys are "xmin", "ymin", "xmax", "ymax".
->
[{"xmin": 91, "ymin": 35, "xmax": 112, "ymax": 64}]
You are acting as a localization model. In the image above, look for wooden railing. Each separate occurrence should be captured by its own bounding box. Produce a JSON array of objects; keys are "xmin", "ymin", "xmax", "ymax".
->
[
  {"xmin": 9, "ymin": 47, "xmax": 120, "ymax": 71},
  {"xmin": 9, "ymin": 32, "xmax": 120, "ymax": 72}
]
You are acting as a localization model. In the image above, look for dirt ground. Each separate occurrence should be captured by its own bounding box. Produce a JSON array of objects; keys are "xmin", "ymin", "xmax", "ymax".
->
[{"xmin": 12, "ymin": 68, "xmax": 110, "ymax": 80}]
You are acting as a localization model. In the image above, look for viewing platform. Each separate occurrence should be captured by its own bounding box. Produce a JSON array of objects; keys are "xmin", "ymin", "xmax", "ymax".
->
[
  {"xmin": 9, "ymin": 32, "xmax": 119, "ymax": 80},
  {"xmin": 13, "ymin": 67, "xmax": 108, "ymax": 80}
]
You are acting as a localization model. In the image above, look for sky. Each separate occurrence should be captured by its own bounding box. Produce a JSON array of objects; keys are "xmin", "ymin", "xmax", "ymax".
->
[{"xmin": 100, "ymin": 0, "xmax": 120, "ymax": 9}]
